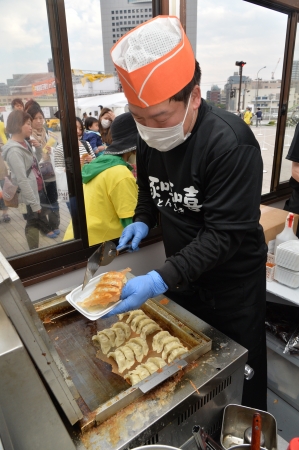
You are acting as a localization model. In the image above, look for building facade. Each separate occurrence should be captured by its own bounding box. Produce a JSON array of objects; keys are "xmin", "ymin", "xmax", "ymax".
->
[
  {"xmin": 100, "ymin": 0, "xmax": 198, "ymax": 76},
  {"xmin": 206, "ymin": 85, "xmax": 221, "ymax": 104}
]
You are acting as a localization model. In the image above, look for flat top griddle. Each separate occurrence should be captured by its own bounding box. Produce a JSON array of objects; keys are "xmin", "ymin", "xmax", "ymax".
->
[
  {"xmin": 37, "ymin": 285, "xmax": 212, "ymax": 424},
  {"xmin": 45, "ymin": 313, "xmax": 128, "ymax": 411}
]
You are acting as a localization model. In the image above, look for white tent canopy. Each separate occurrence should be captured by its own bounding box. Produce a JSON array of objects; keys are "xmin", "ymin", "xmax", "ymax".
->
[{"xmin": 75, "ymin": 92, "xmax": 128, "ymax": 117}]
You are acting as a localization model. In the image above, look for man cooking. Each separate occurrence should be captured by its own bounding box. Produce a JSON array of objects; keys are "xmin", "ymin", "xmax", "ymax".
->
[{"xmin": 106, "ymin": 16, "xmax": 267, "ymax": 411}]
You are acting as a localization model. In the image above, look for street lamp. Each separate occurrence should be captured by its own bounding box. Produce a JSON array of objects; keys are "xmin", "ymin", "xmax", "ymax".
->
[
  {"xmin": 235, "ymin": 61, "xmax": 246, "ymax": 112},
  {"xmin": 256, "ymin": 66, "xmax": 266, "ymax": 108}
]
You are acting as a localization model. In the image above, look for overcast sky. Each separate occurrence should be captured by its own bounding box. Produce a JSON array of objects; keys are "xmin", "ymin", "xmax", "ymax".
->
[{"xmin": 0, "ymin": 0, "xmax": 296, "ymax": 98}]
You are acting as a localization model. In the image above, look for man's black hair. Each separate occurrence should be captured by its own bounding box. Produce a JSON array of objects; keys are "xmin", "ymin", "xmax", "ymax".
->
[{"xmin": 170, "ymin": 60, "xmax": 201, "ymax": 106}]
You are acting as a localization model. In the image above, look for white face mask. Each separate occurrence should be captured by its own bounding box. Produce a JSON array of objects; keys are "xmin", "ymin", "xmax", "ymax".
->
[
  {"xmin": 135, "ymin": 95, "xmax": 193, "ymax": 152},
  {"xmin": 101, "ymin": 119, "xmax": 111, "ymax": 129},
  {"xmin": 128, "ymin": 153, "xmax": 136, "ymax": 164}
]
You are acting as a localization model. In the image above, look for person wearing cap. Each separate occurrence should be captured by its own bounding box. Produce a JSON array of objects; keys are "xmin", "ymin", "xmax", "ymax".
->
[
  {"xmin": 105, "ymin": 16, "xmax": 267, "ymax": 411},
  {"xmin": 63, "ymin": 112, "xmax": 138, "ymax": 246}
]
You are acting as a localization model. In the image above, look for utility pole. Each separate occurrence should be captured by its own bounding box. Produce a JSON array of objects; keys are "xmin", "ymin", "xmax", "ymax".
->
[
  {"xmin": 235, "ymin": 61, "xmax": 246, "ymax": 112},
  {"xmin": 242, "ymin": 81, "xmax": 248, "ymax": 110}
]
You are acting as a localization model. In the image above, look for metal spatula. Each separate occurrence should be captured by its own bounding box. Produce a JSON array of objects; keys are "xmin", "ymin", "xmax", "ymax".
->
[{"xmin": 82, "ymin": 241, "xmax": 132, "ymax": 290}]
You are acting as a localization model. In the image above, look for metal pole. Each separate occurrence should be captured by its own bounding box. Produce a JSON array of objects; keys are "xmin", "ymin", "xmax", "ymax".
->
[
  {"xmin": 180, "ymin": 0, "xmax": 187, "ymax": 32},
  {"xmin": 256, "ymin": 66, "xmax": 266, "ymax": 111},
  {"xmin": 242, "ymin": 81, "xmax": 247, "ymax": 110},
  {"xmin": 238, "ymin": 66, "xmax": 242, "ymax": 112}
]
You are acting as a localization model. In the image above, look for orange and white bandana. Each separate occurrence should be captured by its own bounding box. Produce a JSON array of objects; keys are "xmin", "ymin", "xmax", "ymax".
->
[{"xmin": 111, "ymin": 16, "xmax": 195, "ymax": 108}]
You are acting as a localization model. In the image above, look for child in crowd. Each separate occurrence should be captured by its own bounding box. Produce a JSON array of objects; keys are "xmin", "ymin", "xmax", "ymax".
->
[{"xmin": 83, "ymin": 117, "xmax": 105, "ymax": 157}]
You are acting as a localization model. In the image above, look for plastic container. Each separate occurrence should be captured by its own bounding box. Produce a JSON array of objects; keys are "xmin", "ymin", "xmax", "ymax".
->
[
  {"xmin": 275, "ymin": 240, "xmax": 299, "ymax": 271},
  {"xmin": 266, "ymin": 262, "xmax": 275, "ymax": 282},
  {"xmin": 274, "ymin": 265, "xmax": 299, "ymax": 288},
  {"xmin": 274, "ymin": 213, "xmax": 298, "ymax": 255},
  {"xmin": 267, "ymin": 252, "xmax": 275, "ymax": 264},
  {"xmin": 65, "ymin": 272, "xmax": 122, "ymax": 320}
]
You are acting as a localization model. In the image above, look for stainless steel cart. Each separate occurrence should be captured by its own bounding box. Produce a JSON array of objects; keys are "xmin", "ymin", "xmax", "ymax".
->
[{"xmin": 0, "ymin": 252, "xmax": 248, "ymax": 450}]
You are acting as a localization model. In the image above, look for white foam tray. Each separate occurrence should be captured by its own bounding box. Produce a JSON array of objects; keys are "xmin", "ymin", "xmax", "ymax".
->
[
  {"xmin": 274, "ymin": 265, "xmax": 299, "ymax": 289},
  {"xmin": 276, "ymin": 240, "xmax": 299, "ymax": 271},
  {"xmin": 66, "ymin": 272, "xmax": 121, "ymax": 320}
]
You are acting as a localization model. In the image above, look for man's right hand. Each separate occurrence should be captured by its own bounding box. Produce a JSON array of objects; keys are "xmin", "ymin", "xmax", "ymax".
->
[{"xmin": 117, "ymin": 222, "xmax": 149, "ymax": 251}]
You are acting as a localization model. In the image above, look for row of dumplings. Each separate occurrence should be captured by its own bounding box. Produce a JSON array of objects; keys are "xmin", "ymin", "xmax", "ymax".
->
[
  {"xmin": 92, "ymin": 322, "xmax": 131, "ymax": 354},
  {"xmin": 153, "ymin": 331, "xmax": 188, "ymax": 363},
  {"xmin": 107, "ymin": 337, "xmax": 149, "ymax": 373},
  {"xmin": 125, "ymin": 357, "xmax": 166, "ymax": 385},
  {"xmin": 93, "ymin": 311, "xmax": 162, "ymax": 356},
  {"xmin": 106, "ymin": 329, "xmax": 188, "ymax": 375},
  {"xmin": 118, "ymin": 310, "xmax": 161, "ymax": 336}
]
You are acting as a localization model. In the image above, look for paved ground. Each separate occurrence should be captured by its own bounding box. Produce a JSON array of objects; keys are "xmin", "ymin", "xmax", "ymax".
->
[
  {"xmin": 0, "ymin": 122, "xmax": 295, "ymax": 259},
  {"xmin": 0, "ymin": 201, "xmax": 71, "ymax": 258},
  {"xmin": 251, "ymin": 122, "xmax": 294, "ymax": 194}
]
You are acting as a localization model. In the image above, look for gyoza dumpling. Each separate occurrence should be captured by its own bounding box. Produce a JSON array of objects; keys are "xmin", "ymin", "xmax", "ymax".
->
[
  {"xmin": 159, "ymin": 336, "xmax": 180, "ymax": 354},
  {"xmin": 112, "ymin": 322, "xmax": 131, "ymax": 339},
  {"xmin": 99, "ymin": 328, "xmax": 116, "ymax": 347},
  {"xmin": 131, "ymin": 313, "xmax": 149, "ymax": 332},
  {"xmin": 118, "ymin": 312, "xmax": 130, "ymax": 321},
  {"xmin": 126, "ymin": 310, "xmax": 145, "ymax": 324},
  {"xmin": 132, "ymin": 365, "xmax": 151, "ymax": 380},
  {"xmin": 168, "ymin": 346, "xmax": 188, "ymax": 363},
  {"xmin": 141, "ymin": 361, "xmax": 159, "ymax": 374},
  {"xmin": 92, "ymin": 333, "xmax": 111, "ymax": 355},
  {"xmin": 162, "ymin": 341, "xmax": 184, "ymax": 360},
  {"xmin": 152, "ymin": 331, "xmax": 171, "ymax": 352},
  {"xmin": 129, "ymin": 337, "xmax": 149, "ymax": 356},
  {"xmin": 124, "ymin": 372, "xmax": 142, "ymax": 386},
  {"xmin": 118, "ymin": 345, "xmax": 135, "ymax": 370},
  {"xmin": 107, "ymin": 349, "xmax": 127, "ymax": 373},
  {"xmin": 147, "ymin": 357, "xmax": 167, "ymax": 369},
  {"xmin": 113, "ymin": 327, "xmax": 126, "ymax": 347},
  {"xmin": 125, "ymin": 340, "xmax": 144, "ymax": 363},
  {"xmin": 136, "ymin": 318, "xmax": 156, "ymax": 334},
  {"xmin": 140, "ymin": 322, "xmax": 161, "ymax": 340}
]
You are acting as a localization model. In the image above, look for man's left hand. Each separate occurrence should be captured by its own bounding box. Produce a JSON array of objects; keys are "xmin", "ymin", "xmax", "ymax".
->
[{"xmin": 103, "ymin": 271, "xmax": 168, "ymax": 317}]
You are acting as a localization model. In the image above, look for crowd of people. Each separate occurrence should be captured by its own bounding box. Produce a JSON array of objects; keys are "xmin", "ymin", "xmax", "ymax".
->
[{"xmin": 0, "ymin": 98, "xmax": 138, "ymax": 250}]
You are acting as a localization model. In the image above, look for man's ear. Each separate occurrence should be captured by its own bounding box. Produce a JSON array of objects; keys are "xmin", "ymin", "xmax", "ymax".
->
[{"xmin": 192, "ymin": 85, "xmax": 201, "ymax": 109}]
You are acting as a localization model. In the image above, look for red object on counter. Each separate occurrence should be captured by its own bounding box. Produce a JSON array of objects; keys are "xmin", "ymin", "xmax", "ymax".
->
[
  {"xmin": 251, "ymin": 413, "xmax": 262, "ymax": 450},
  {"xmin": 288, "ymin": 438, "xmax": 299, "ymax": 450}
]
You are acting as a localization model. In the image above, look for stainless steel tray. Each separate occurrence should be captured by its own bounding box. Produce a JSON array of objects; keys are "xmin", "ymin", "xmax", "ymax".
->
[{"xmin": 220, "ymin": 404, "xmax": 277, "ymax": 450}]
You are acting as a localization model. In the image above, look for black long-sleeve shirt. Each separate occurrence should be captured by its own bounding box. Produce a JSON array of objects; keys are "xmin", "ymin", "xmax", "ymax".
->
[{"xmin": 134, "ymin": 99, "xmax": 267, "ymax": 291}]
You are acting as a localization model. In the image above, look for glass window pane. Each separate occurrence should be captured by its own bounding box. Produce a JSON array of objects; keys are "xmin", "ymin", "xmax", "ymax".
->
[
  {"xmin": 197, "ymin": 0, "xmax": 287, "ymax": 194},
  {"xmin": 63, "ymin": 1, "xmax": 139, "ymax": 247},
  {"xmin": 0, "ymin": 0, "xmax": 72, "ymax": 258},
  {"xmin": 279, "ymin": 19, "xmax": 299, "ymax": 184}
]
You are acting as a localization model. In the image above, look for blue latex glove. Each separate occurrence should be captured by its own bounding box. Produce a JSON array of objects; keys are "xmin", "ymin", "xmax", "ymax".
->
[
  {"xmin": 117, "ymin": 222, "xmax": 149, "ymax": 252},
  {"xmin": 103, "ymin": 271, "xmax": 168, "ymax": 317}
]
